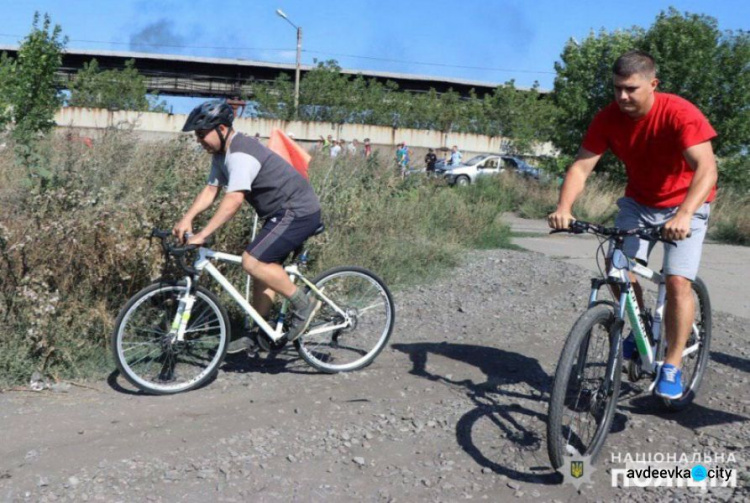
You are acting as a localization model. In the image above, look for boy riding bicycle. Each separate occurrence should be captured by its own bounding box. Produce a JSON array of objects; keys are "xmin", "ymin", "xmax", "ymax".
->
[
  {"xmin": 548, "ymin": 51, "xmax": 718, "ymax": 400},
  {"xmin": 174, "ymin": 100, "xmax": 323, "ymax": 351}
]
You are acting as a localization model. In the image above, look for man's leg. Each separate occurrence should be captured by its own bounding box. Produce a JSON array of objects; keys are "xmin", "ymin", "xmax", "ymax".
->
[
  {"xmin": 663, "ymin": 275, "xmax": 694, "ymax": 368},
  {"xmin": 242, "ymin": 252, "xmax": 297, "ymax": 299},
  {"xmin": 654, "ymin": 202, "xmax": 710, "ymax": 398},
  {"xmin": 251, "ymin": 278, "xmax": 276, "ymax": 321},
  {"xmin": 243, "ymin": 210, "xmax": 323, "ymax": 341},
  {"xmin": 243, "ymin": 252, "xmax": 320, "ymax": 340}
]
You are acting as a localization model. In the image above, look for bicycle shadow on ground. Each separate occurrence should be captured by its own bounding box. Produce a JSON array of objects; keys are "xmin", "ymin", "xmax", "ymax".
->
[
  {"xmin": 220, "ymin": 346, "xmax": 315, "ymax": 376},
  {"xmin": 711, "ymin": 351, "xmax": 750, "ymax": 374},
  {"xmin": 392, "ymin": 342, "xmax": 560, "ymax": 485},
  {"xmin": 106, "ymin": 369, "xmax": 219, "ymax": 395},
  {"xmin": 621, "ymin": 396, "xmax": 749, "ymax": 429},
  {"xmin": 608, "ymin": 380, "xmax": 652, "ymax": 435}
]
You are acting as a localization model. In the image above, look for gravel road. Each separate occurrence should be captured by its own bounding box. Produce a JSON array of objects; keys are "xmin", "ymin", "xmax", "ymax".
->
[{"xmin": 1, "ymin": 246, "xmax": 748, "ymax": 502}]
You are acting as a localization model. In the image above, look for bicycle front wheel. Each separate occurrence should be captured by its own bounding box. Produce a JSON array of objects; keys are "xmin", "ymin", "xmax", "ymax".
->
[
  {"xmin": 112, "ymin": 282, "xmax": 230, "ymax": 395},
  {"xmin": 295, "ymin": 266, "xmax": 395, "ymax": 373},
  {"xmin": 547, "ymin": 304, "xmax": 622, "ymax": 469}
]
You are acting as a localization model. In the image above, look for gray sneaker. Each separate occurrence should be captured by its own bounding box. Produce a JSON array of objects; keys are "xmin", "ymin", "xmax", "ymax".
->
[
  {"xmin": 226, "ymin": 333, "xmax": 258, "ymax": 354},
  {"xmin": 286, "ymin": 297, "xmax": 322, "ymax": 342}
]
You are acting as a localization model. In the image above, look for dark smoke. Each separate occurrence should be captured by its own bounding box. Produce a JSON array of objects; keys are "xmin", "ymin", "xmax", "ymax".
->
[{"xmin": 129, "ymin": 19, "xmax": 187, "ymax": 53}]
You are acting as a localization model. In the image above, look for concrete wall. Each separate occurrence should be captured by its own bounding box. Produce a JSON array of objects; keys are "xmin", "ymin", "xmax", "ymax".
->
[{"xmin": 54, "ymin": 107, "xmax": 557, "ymax": 158}]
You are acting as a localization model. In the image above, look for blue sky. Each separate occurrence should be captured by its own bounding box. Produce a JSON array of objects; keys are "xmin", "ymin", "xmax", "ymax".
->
[{"xmin": 1, "ymin": 1, "xmax": 747, "ymax": 112}]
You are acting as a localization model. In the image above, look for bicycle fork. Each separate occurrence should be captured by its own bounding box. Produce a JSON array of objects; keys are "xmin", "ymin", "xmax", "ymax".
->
[{"xmin": 168, "ymin": 277, "xmax": 196, "ymax": 343}]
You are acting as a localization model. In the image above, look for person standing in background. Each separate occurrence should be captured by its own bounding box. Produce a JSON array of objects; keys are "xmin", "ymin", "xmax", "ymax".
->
[{"xmin": 363, "ymin": 138, "xmax": 372, "ymax": 157}]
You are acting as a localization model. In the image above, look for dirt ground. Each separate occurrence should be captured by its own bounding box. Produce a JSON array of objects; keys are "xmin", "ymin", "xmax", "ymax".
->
[{"xmin": 1, "ymin": 247, "xmax": 748, "ymax": 502}]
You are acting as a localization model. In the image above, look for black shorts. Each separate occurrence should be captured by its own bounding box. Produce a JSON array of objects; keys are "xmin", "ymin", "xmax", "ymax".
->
[{"xmin": 246, "ymin": 210, "xmax": 321, "ymax": 264}]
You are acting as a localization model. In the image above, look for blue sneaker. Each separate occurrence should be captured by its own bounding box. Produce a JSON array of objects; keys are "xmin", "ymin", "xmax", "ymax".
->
[
  {"xmin": 622, "ymin": 331, "xmax": 637, "ymax": 360},
  {"xmin": 655, "ymin": 364, "xmax": 683, "ymax": 399}
]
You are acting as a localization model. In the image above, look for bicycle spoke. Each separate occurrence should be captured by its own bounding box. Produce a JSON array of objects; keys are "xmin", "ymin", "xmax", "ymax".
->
[
  {"xmin": 131, "ymin": 327, "xmax": 166, "ymax": 337},
  {"xmin": 187, "ymin": 304, "xmax": 212, "ymax": 329},
  {"xmin": 358, "ymin": 302, "xmax": 385, "ymax": 315},
  {"xmin": 184, "ymin": 323, "xmax": 222, "ymax": 334},
  {"xmin": 126, "ymin": 345, "xmax": 164, "ymax": 368}
]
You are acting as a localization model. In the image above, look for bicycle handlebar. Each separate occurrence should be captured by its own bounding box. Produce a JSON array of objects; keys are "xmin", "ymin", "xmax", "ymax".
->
[
  {"xmin": 151, "ymin": 228, "xmax": 215, "ymax": 276},
  {"xmin": 550, "ymin": 220, "xmax": 683, "ymax": 246}
]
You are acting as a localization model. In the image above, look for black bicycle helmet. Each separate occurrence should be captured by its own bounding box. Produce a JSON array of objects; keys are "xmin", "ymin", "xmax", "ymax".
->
[{"xmin": 182, "ymin": 101, "xmax": 234, "ymax": 132}]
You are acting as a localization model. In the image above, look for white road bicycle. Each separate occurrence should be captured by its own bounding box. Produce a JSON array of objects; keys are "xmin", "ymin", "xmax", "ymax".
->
[
  {"xmin": 112, "ymin": 226, "xmax": 395, "ymax": 395},
  {"xmin": 546, "ymin": 220, "xmax": 712, "ymax": 469}
]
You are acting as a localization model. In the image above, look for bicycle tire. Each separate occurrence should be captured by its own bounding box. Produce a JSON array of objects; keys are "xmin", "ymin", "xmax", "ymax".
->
[
  {"xmin": 112, "ymin": 281, "xmax": 230, "ymax": 395},
  {"xmin": 655, "ymin": 276, "xmax": 712, "ymax": 411},
  {"xmin": 547, "ymin": 304, "xmax": 622, "ymax": 469},
  {"xmin": 295, "ymin": 266, "xmax": 395, "ymax": 373}
]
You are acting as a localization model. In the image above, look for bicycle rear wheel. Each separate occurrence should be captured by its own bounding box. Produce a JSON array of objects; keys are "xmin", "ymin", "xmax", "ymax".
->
[
  {"xmin": 112, "ymin": 282, "xmax": 230, "ymax": 395},
  {"xmin": 295, "ymin": 266, "xmax": 395, "ymax": 373},
  {"xmin": 656, "ymin": 276, "xmax": 712, "ymax": 411},
  {"xmin": 547, "ymin": 304, "xmax": 622, "ymax": 469}
]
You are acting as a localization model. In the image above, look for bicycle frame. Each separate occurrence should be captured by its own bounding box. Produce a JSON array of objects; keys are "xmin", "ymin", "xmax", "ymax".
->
[
  {"xmin": 170, "ymin": 247, "xmax": 352, "ymax": 343},
  {"xmin": 588, "ymin": 248, "xmax": 666, "ymax": 374}
]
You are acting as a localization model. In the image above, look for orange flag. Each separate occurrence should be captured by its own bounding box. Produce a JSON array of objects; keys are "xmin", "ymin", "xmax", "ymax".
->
[{"xmin": 267, "ymin": 129, "xmax": 311, "ymax": 179}]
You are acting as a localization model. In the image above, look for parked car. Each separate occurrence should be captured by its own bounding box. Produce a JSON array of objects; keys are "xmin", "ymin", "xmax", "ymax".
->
[
  {"xmin": 441, "ymin": 154, "xmax": 505, "ymax": 186},
  {"xmin": 440, "ymin": 154, "xmax": 544, "ymax": 185},
  {"xmin": 432, "ymin": 158, "xmax": 450, "ymax": 173},
  {"xmin": 501, "ymin": 156, "xmax": 542, "ymax": 180}
]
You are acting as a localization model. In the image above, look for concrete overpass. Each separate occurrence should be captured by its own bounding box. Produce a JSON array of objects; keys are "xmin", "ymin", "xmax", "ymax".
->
[{"xmin": 0, "ymin": 45, "xmax": 535, "ymax": 99}]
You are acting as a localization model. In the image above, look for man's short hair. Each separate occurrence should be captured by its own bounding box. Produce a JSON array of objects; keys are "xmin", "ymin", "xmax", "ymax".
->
[{"xmin": 613, "ymin": 50, "xmax": 657, "ymax": 78}]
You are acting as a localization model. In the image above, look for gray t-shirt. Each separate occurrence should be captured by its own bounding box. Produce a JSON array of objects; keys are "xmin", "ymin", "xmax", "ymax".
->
[{"xmin": 207, "ymin": 132, "xmax": 320, "ymax": 219}]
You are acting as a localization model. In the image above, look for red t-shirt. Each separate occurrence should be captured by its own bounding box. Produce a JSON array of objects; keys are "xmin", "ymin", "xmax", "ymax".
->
[{"xmin": 582, "ymin": 92, "xmax": 717, "ymax": 208}]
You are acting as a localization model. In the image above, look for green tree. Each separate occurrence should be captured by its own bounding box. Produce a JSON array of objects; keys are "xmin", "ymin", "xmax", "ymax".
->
[
  {"xmin": 250, "ymin": 73, "xmax": 295, "ymax": 120},
  {"xmin": 641, "ymin": 8, "xmax": 750, "ymax": 159},
  {"xmin": 68, "ymin": 58, "xmax": 167, "ymax": 112},
  {"xmin": 0, "ymin": 52, "xmax": 15, "ymax": 129},
  {"xmin": 246, "ymin": 57, "xmax": 557, "ymax": 156},
  {"xmin": 299, "ymin": 60, "xmax": 355, "ymax": 123},
  {"xmin": 484, "ymin": 81, "xmax": 558, "ymax": 154},
  {"xmin": 551, "ymin": 9, "xmax": 750, "ymax": 186},
  {"xmin": 6, "ymin": 12, "xmax": 67, "ymax": 139}
]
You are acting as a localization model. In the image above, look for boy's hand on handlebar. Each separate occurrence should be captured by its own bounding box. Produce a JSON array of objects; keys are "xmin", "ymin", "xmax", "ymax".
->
[{"xmin": 548, "ymin": 209, "xmax": 575, "ymax": 230}]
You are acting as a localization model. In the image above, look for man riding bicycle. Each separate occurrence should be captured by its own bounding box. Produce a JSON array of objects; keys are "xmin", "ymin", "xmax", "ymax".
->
[
  {"xmin": 174, "ymin": 100, "xmax": 323, "ymax": 351},
  {"xmin": 548, "ymin": 50, "xmax": 718, "ymax": 400}
]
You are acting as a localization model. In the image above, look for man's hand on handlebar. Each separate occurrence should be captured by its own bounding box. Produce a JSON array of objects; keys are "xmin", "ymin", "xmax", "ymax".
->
[
  {"xmin": 186, "ymin": 233, "xmax": 208, "ymax": 247},
  {"xmin": 548, "ymin": 209, "xmax": 575, "ymax": 230},
  {"xmin": 662, "ymin": 213, "xmax": 692, "ymax": 242},
  {"xmin": 172, "ymin": 219, "xmax": 193, "ymax": 243}
]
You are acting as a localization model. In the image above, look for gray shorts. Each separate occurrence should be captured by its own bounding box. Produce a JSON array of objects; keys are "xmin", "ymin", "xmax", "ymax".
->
[{"xmin": 608, "ymin": 197, "xmax": 710, "ymax": 281}]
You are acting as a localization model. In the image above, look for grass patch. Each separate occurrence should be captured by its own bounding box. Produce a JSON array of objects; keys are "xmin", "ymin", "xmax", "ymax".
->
[
  {"xmin": 0, "ymin": 133, "xmax": 516, "ymax": 386},
  {"xmin": 0, "ymin": 131, "xmax": 746, "ymax": 387}
]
